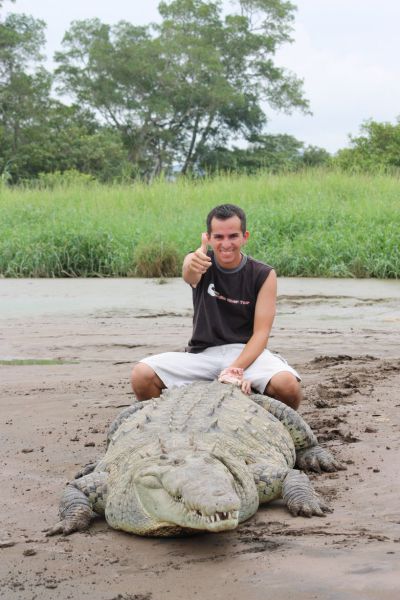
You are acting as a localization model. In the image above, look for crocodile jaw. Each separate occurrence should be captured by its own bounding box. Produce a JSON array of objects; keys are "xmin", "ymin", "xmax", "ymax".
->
[
  {"xmin": 133, "ymin": 486, "xmax": 241, "ymax": 532},
  {"xmin": 162, "ymin": 497, "xmax": 241, "ymax": 532},
  {"xmin": 133, "ymin": 453, "xmax": 242, "ymax": 532}
]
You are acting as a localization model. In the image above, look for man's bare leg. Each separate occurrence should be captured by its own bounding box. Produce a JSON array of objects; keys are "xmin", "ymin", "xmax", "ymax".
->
[
  {"xmin": 265, "ymin": 371, "xmax": 302, "ymax": 410},
  {"xmin": 131, "ymin": 363, "xmax": 165, "ymax": 401}
]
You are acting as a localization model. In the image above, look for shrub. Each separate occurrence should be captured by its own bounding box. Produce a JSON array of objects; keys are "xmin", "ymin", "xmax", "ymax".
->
[
  {"xmin": 32, "ymin": 169, "xmax": 96, "ymax": 189},
  {"xmin": 134, "ymin": 241, "xmax": 180, "ymax": 277}
]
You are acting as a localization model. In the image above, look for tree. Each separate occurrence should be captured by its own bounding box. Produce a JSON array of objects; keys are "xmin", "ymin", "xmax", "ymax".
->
[
  {"xmin": 0, "ymin": 8, "xmax": 133, "ymax": 182},
  {"xmin": 199, "ymin": 133, "xmax": 303, "ymax": 173},
  {"xmin": 301, "ymin": 144, "xmax": 331, "ymax": 168},
  {"xmin": 0, "ymin": 11, "xmax": 53, "ymax": 180},
  {"xmin": 55, "ymin": 0, "xmax": 308, "ymax": 178},
  {"xmin": 4, "ymin": 101, "xmax": 132, "ymax": 182},
  {"xmin": 198, "ymin": 134, "xmax": 330, "ymax": 174},
  {"xmin": 335, "ymin": 118, "xmax": 400, "ymax": 172}
]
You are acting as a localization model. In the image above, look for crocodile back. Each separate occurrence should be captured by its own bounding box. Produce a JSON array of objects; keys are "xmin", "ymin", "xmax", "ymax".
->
[{"xmin": 102, "ymin": 381, "xmax": 295, "ymax": 471}]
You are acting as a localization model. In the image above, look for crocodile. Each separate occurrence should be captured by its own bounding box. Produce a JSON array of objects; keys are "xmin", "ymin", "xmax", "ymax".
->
[{"xmin": 47, "ymin": 381, "xmax": 344, "ymax": 537}]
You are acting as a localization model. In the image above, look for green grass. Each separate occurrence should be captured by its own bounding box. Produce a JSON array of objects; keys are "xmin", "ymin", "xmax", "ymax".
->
[{"xmin": 0, "ymin": 170, "xmax": 399, "ymax": 278}]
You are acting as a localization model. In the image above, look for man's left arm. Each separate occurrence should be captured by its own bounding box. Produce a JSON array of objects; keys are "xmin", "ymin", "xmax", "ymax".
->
[{"xmin": 227, "ymin": 269, "xmax": 277, "ymax": 371}]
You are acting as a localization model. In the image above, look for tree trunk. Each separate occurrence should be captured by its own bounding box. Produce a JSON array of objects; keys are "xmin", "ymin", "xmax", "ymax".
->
[
  {"xmin": 188, "ymin": 112, "xmax": 216, "ymax": 173},
  {"xmin": 181, "ymin": 112, "xmax": 200, "ymax": 175}
]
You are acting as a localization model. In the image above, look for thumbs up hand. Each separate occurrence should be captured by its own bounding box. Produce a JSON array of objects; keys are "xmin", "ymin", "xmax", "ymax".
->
[
  {"xmin": 200, "ymin": 232, "xmax": 208, "ymax": 255},
  {"xmin": 188, "ymin": 232, "xmax": 212, "ymax": 275}
]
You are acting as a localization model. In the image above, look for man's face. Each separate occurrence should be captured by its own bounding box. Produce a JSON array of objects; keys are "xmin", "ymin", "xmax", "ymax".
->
[{"xmin": 208, "ymin": 216, "xmax": 249, "ymax": 269}]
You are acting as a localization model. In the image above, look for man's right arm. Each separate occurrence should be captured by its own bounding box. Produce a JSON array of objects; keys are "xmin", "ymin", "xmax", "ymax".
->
[{"xmin": 182, "ymin": 233, "xmax": 212, "ymax": 288}]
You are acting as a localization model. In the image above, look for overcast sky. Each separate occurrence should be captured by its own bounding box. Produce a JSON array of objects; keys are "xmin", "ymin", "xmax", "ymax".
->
[{"xmin": 7, "ymin": 0, "xmax": 400, "ymax": 152}]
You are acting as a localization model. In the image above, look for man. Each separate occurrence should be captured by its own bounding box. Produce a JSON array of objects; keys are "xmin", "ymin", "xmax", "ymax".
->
[{"xmin": 131, "ymin": 204, "xmax": 302, "ymax": 409}]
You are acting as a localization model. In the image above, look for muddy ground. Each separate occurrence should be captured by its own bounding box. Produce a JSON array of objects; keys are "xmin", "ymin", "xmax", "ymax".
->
[{"xmin": 1, "ymin": 278, "xmax": 399, "ymax": 600}]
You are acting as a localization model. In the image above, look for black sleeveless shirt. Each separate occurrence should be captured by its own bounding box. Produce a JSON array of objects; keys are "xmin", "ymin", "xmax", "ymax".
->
[{"xmin": 186, "ymin": 251, "xmax": 273, "ymax": 353}]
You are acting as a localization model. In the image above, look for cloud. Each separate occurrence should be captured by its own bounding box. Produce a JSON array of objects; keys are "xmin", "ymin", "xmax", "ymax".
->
[{"xmin": 267, "ymin": 1, "xmax": 400, "ymax": 151}]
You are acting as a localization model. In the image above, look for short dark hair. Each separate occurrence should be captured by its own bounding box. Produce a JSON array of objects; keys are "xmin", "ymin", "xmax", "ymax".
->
[{"xmin": 206, "ymin": 204, "xmax": 247, "ymax": 234}]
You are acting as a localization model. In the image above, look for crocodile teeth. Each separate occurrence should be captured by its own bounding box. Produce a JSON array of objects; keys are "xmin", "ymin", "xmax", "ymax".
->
[{"xmin": 191, "ymin": 510, "xmax": 239, "ymax": 524}]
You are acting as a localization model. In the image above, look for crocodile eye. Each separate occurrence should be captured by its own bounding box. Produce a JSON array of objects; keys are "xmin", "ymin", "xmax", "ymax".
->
[{"xmin": 139, "ymin": 475, "xmax": 163, "ymax": 489}]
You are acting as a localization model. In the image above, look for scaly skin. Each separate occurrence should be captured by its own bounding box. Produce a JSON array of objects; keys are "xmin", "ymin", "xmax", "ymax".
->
[{"xmin": 47, "ymin": 381, "xmax": 344, "ymax": 537}]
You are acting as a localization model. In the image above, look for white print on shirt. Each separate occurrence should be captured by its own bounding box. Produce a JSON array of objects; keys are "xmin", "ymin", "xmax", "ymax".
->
[{"xmin": 207, "ymin": 283, "xmax": 250, "ymax": 305}]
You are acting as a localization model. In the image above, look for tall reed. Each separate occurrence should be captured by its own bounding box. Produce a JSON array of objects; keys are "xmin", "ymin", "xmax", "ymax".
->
[{"xmin": 0, "ymin": 170, "xmax": 398, "ymax": 278}]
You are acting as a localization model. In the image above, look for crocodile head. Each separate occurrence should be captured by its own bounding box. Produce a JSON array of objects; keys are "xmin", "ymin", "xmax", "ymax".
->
[
  {"xmin": 135, "ymin": 449, "xmax": 242, "ymax": 532},
  {"xmin": 105, "ymin": 449, "xmax": 247, "ymax": 535}
]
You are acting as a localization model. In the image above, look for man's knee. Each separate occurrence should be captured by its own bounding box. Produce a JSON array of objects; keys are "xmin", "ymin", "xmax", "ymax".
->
[
  {"xmin": 265, "ymin": 371, "xmax": 302, "ymax": 410},
  {"xmin": 131, "ymin": 362, "xmax": 164, "ymax": 400}
]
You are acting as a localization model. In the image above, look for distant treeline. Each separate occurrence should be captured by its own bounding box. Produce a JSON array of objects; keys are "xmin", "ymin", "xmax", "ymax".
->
[{"xmin": 1, "ymin": 0, "xmax": 400, "ymax": 185}]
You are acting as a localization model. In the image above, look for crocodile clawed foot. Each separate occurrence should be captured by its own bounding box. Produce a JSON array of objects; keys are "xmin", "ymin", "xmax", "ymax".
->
[
  {"xmin": 296, "ymin": 446, "xmax": 346, "ymax": 473},
  {"xmin": 45, "ymin": 520, "xmax": 80, "ymax": 536},
  {"xmin": 283, "ymin": 469, "xmax": 333, "ymax": 518},
  {"xmin": 45, "ymin": 513, "xmax": 92, "ymax": 536},
  {"xmin": 45, "ymin": 499, "xmax": 96, "ymax": 537},
  {"xmin": 44, "ymin": 522, "xmax": 64, "ymax": 537},
  {"xmin": 288, "ymin": 494, "xmax": 333, "ymax": 518}
]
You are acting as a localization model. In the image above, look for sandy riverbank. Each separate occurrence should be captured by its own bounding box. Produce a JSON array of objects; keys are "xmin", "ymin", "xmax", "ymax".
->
[{"xmin": 1, "ymin": 278, "xmax": 399, "ymax": 599}]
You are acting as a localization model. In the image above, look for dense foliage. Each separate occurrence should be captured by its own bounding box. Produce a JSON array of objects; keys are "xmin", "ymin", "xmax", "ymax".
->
[
  {"xmin": 0, "ymin": 0, "xmax": 317, "ymax": 183},
  {"xmin": 1, "ymin": 1, "xmax": 399, "ymax": 183},
  {"xmin": 335, "ymin": 119, "xmax": 400, "ymax": 172},
  {"xmin": 199, "ymin": 134, "xmax": 331, "ymax": 173},
  {"xmin": 1, "ymin": 171, "xmax": 399, "ymax": 278}
]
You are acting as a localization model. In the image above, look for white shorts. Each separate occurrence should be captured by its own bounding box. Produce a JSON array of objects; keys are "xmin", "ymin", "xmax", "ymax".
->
[{"xmin": 140, "ymin": 343, "xmax": 300, "ymax": 394}]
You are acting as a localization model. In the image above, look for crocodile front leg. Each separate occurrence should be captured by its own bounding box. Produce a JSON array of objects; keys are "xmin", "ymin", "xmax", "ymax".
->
[
  {"xmin": 250, "ymin": 393, "xmax": 345, "ymax": 472},
  {"xmin": 296, "ymin": 445, "xmax": 344, "ymax": 473},
  {"xmin": 282, "ymin": 469, "xmax": 332, "ymax": 517},
  {"xmin": 46, "ymin": 471, "xmax": 107, "ymax": 536},
  {"xmin": 249, "ymin": 461, "xmax": 287, "ymax": 504}
]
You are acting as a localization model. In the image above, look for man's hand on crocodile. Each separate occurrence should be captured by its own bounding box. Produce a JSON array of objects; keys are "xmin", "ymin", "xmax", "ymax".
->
[
  {"xmin": 188, "ymin": 233, "xmax": 212, "ymax": 275},
  {"xmin": 218, "ymin": 367, "xmax": 252, "ymax": 395}
]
